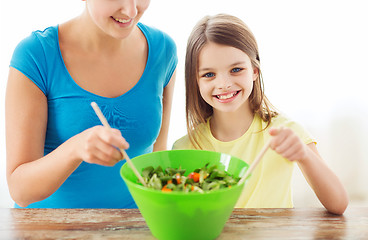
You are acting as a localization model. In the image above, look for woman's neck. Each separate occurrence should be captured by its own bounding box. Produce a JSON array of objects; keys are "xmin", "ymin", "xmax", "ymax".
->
[
  {"xmin": 210, "ymin": 105, "xmax": 254, "ymax": 142},
  {"xmin": 61, "ymin": 11, "xmax": 136, "ymax": 55}
]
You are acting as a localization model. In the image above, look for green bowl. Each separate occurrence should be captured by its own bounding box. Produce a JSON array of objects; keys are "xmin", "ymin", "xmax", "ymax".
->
[{"xmin": 120, "ymin": 150, "xmax": 248, "ymax": 240}]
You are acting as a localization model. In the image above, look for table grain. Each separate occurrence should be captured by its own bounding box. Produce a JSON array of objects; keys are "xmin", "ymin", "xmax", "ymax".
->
[{"xmin": 1, "ymin": 207, "xmax": 367, "ymax": 239}]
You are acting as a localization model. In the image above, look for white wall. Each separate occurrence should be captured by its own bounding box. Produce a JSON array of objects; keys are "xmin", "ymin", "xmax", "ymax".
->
[{"xmin": 1, "ymin": 0, "xmax": 367, "ymax": 208}]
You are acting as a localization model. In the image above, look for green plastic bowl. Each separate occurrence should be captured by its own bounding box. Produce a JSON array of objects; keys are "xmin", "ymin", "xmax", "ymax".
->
[{"xmin": 120, "ymin": 149, "xmax": 248, "ymax": 240}]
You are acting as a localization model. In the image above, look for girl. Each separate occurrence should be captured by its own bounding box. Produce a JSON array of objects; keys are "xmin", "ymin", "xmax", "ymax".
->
[
  {"xmin": 6, "ymin": 0, "xmax": 177, "ymax": 208},
  {"xmin": 173, "ymin": 14, "xmax": 348, "ymax": 215}
]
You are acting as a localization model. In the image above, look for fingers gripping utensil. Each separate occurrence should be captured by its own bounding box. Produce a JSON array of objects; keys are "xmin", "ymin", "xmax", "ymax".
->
[{"xmin": 91, "ymin": 102, "xmax": 147, "ymax": 187}]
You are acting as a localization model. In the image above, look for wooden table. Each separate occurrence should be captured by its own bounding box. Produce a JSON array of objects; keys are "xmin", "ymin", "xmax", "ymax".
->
[{"xmin": 1, "ymin": 207, "xmax": 367, "ymax": 239}]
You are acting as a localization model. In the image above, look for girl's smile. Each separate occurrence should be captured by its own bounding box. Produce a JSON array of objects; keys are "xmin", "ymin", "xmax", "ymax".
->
[
  {"xmin": 198, "ymin": 42, "xmax": 258, "ymax": 114},
  {"xmin": 214, "ymin": 90, "xmax": 241, "ymax": 103}
]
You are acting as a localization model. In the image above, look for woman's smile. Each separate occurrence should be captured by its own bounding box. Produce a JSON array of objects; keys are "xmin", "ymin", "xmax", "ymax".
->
[{"xmin": 111, "ymin": 16, "xmax": 133, "ymax": 26}]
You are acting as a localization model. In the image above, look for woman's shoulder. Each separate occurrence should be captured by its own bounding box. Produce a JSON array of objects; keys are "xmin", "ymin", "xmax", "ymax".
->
[
  {"xmin": 10, "ymin": 26, "xmax": 59, "ymax": 95},
  {"xmin": 12, "ymin": 26, "xmax": 58, "ymax": 56},
  {"xmin": 23, "ymin": 26, "xmax": 58, "ymax": 46},
  {"xmin": 32, "ymin": 25, "xmax": 58, "ymax": 38},
  {"xmin": 137, "ymin": 22, "xmax": 172, "ymax": 38},
  {"xmin": 138, "ymin": 22, "xmax": 176, "ymax": 48}
]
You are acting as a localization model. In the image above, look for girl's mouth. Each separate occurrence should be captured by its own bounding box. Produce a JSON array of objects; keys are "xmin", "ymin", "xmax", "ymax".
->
[{"xmin": 215, "ymin": 90, "xmax": 241, "ymax": 100}]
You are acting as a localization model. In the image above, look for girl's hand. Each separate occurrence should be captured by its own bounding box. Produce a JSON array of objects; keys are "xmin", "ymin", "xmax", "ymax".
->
[
  {"xmin": 74, "ymin": 126, "xmax": 130, "ymax": 166},
  {"xmin": 268, "ymin": 127, "xmax": 308, "ymax": 163}
]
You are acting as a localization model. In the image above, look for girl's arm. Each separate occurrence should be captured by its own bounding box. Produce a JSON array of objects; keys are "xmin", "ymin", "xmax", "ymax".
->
[
  {"xmin": 153, "ymin": 70, "xmax": 177, "ymax": 151},
  {"xmin": 6, "ymin": 68, "xmax": 128, "ymax": 207},
  {"xmin": 296, "ymin": 143, "xmax": 348, "ymax": 215},
  {"xmin": 269, "ymin": 127, "xmax": 348, "ymax": 215}
]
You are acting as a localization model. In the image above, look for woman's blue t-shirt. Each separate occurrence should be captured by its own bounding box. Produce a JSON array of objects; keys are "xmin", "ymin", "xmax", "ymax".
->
[{"xmin": 9, "ymin": 23, "xmax": 178, "ymax": 208}]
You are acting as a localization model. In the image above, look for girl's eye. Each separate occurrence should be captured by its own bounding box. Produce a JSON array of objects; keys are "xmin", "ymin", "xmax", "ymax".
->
[
  {"xmin": 203, "ymin": 72, "xmax": 215, "ymax": 78},
  {"xmin": 231, "ymin": 68, "xmax": 243, "ymax": 73}
]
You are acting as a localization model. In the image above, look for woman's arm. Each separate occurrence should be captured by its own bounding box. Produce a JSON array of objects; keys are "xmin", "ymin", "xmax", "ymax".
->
[
  {"xmin": 6, "ymin": 68, "xmax": 128, "ymax": 207},
  {"xmin": 269, "ymin": 127, "xmax": 348, "ymax": 215},
  {"xmin": 153, "ymin": 70, "xmax": 177, "ymax": 151}
]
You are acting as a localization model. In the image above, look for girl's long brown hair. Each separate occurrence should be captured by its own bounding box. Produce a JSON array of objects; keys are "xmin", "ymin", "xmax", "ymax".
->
[{"xmin": 185, "ymin": 14, "xmax": 278, "ymax": 149}]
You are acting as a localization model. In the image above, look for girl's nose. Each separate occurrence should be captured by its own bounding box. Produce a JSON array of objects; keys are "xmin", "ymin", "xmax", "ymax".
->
[
  {"xmin": 119, "ymin": 0, "xmax": 138, "ymax": 18},
  {"xmin": 217, "ymin": 76, "xmax": 232, "ymax": 90}
]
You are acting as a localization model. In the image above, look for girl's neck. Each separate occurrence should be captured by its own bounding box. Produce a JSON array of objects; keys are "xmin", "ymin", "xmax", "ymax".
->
[{"xmin": 210, "ymin": 105, "xmax": 254, "ymax": 142}]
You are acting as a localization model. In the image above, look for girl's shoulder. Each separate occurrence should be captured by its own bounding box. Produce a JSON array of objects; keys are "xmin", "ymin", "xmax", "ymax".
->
[
  {"xmin": 172, "ymin": 122, "xmax": 210, "ymax": 150},
  {"xmin": 269, "ymin": 113, "xmax": 316, "ymax": 144},
  {"xmin": 269, "ymin": 113, "xmax": 291, "ymax": 127},
  {"xmin": 172, "ymin": 134, "xmax": 192, "ymax": 150},
  {"xmin": 269, "ymin": 113, "xmax": 303, "ymax": 130}
]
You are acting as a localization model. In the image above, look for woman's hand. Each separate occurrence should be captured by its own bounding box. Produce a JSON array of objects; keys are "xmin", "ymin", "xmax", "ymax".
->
[
  {"xmin": 268, "ymin": 127, "xmax": 308, "ymax": 163},
  {"xmin": 74, "ymin": 126, "xmax": 130, "ymax": 166}
]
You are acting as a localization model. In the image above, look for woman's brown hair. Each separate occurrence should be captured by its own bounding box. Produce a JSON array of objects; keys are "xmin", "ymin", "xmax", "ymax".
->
[{"xmin": 185, "ymin": 14, "xmax": 278, "ymax": 149}]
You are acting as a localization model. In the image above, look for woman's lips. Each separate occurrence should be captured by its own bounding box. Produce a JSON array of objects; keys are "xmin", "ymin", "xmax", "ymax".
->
[{"xmin": 111, "ymin": 16, "xmax": 133, "ymax": 26}]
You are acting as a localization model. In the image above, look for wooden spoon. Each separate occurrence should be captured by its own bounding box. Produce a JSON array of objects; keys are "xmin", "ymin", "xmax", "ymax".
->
[
  {"xmin": 90, "ymin": 102, "xmax": 147, "ymax": 187},
  {"xmin": 238, "ymin": 140, "xmax": 271, "ymax": 185}
]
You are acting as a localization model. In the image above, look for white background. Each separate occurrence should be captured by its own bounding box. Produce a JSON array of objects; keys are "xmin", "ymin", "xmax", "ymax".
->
[{"xmin": 1, "ymin": 0, "xmax": 368, "ymax": 208}]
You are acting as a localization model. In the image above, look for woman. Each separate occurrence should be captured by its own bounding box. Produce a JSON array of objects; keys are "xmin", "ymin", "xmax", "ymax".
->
[{"xmin": 6, "ymin": 0, "xmax": 177, "ymax": 208}]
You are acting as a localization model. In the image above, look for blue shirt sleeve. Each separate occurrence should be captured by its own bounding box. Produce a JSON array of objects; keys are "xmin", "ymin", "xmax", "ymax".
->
[
  {"xmin": 10, "ymin": 31, "xmax": 48, "ymax": 95},
  {"xmin": 163, "ymin": 32, "xmax": 178, "ymax": 87}
]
